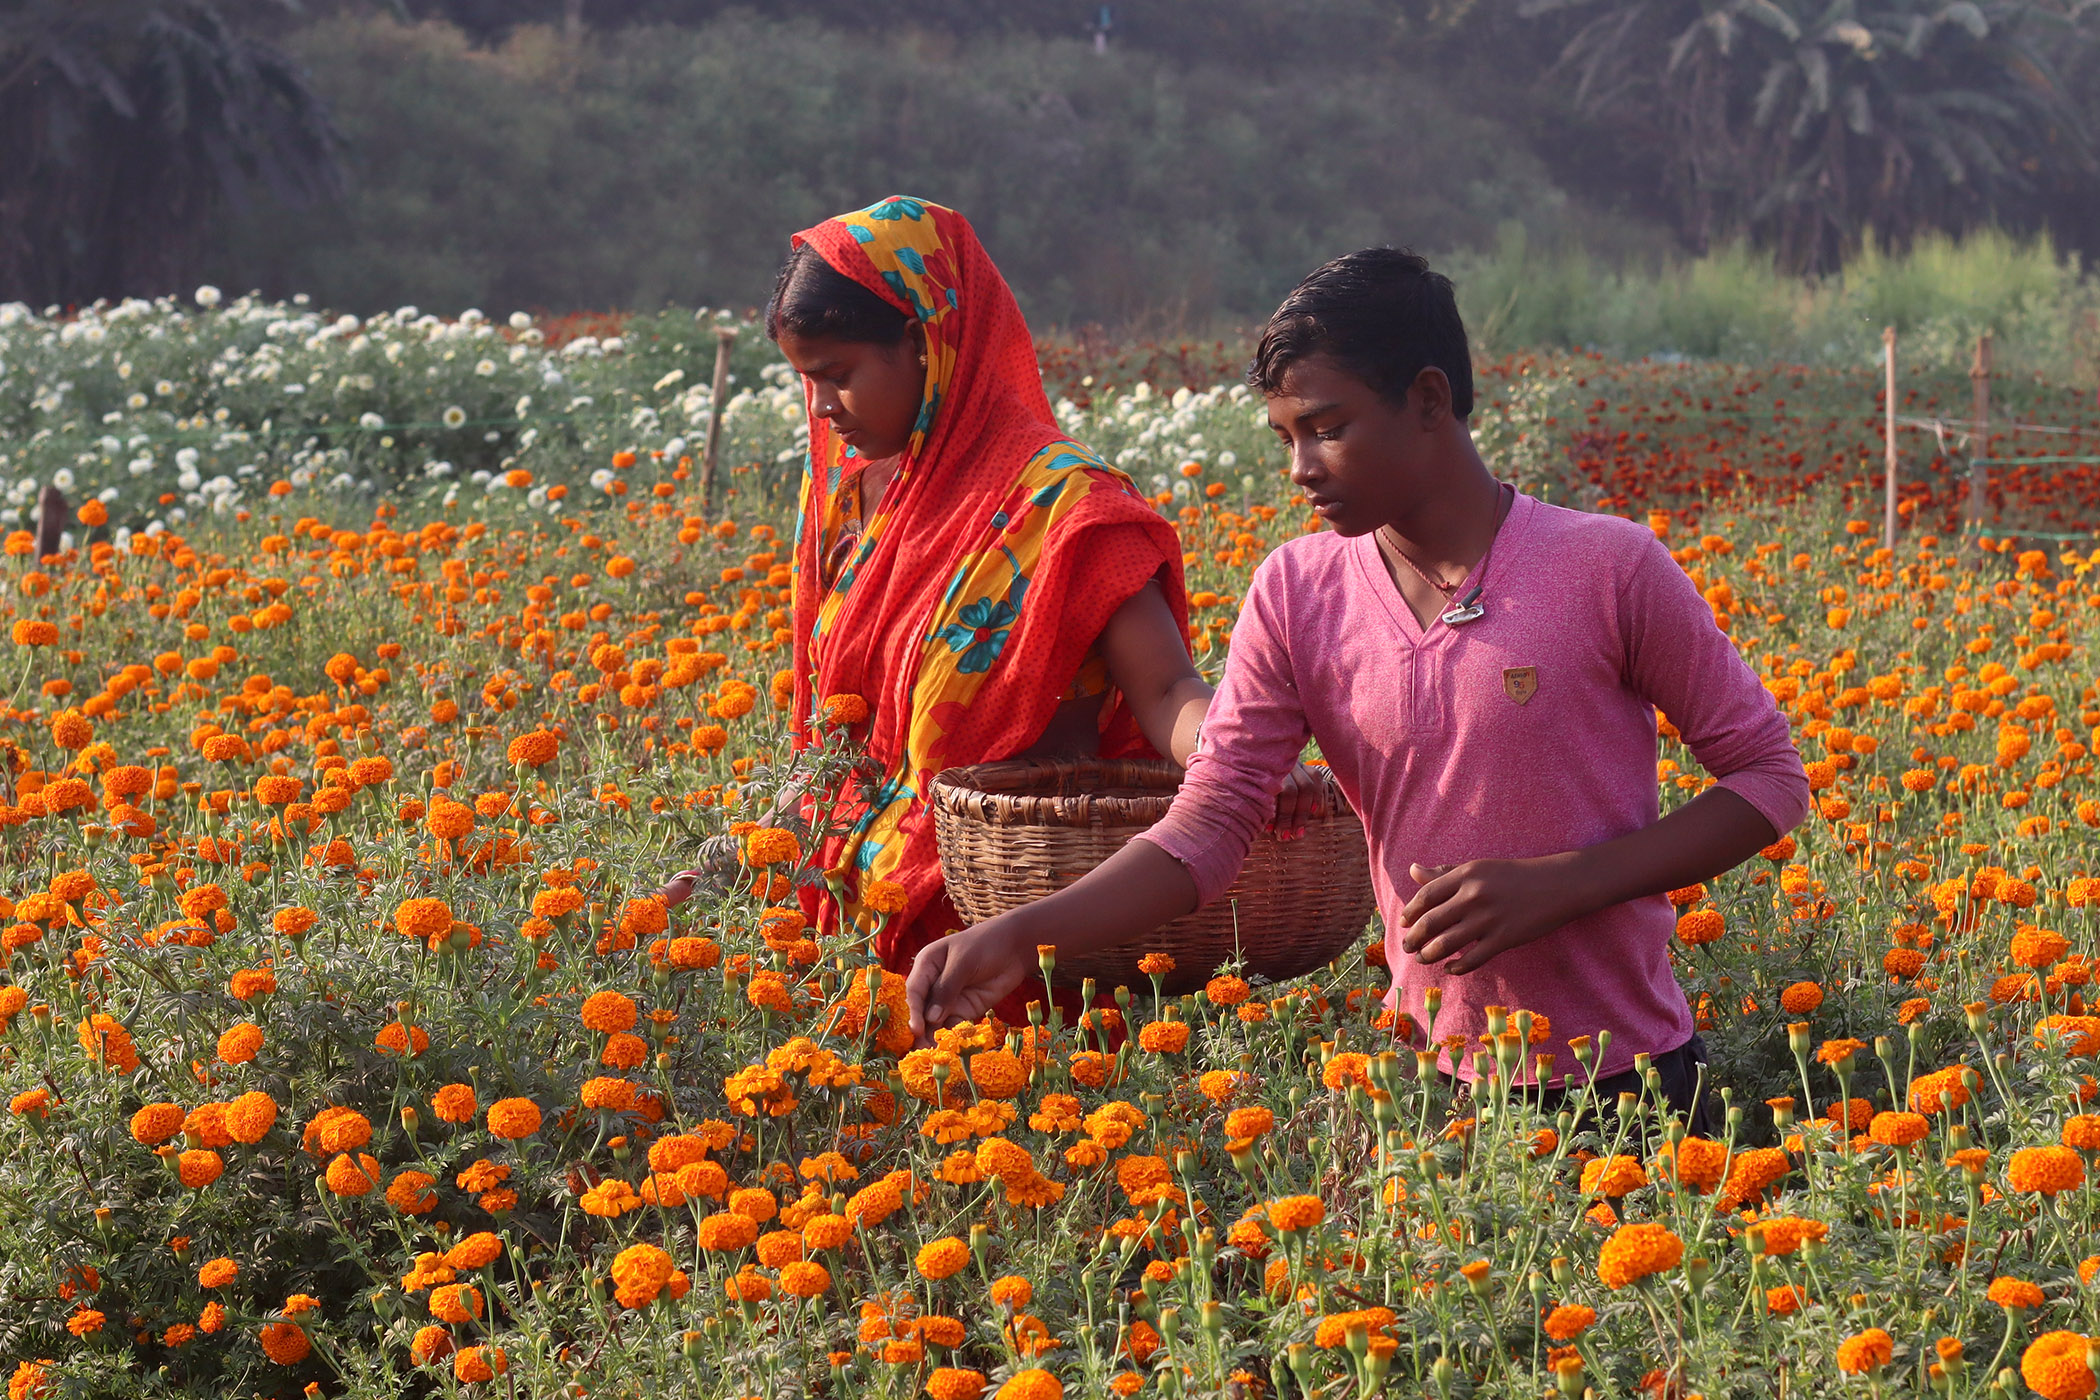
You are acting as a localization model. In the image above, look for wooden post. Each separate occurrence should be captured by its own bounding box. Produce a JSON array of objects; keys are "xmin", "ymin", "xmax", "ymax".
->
[
  {"xmin": 1966, "ymin": 332, "xmax": 1992, "ymax": 542},
  {"xmin": 700, "ymin": 325, "xmax": 738, "ymax": 514},
  {"xmin": 1882, "ymin": 326, "xmax": 1898, "ymax": 554}
]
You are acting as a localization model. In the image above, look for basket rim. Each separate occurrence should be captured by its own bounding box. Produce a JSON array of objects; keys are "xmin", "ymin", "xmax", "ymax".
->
[{"xmin": 931, "ymin": 757, "xmax": 1350, "ymax": 829}]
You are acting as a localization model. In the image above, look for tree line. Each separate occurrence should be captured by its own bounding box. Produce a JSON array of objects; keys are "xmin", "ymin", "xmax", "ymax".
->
[{"xmin": 1, "ymin": 0, "xmax": 2093, "ymax": 314}]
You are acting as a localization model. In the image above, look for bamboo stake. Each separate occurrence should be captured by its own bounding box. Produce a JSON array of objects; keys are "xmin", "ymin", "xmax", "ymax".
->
[
  {"xmin": 1966, "ymin": 332, "xmax": 1992, "ymax": 543},
  {"xmin": 1883, "ymin": 327, "xmax": 1898, "ymax": 554},
  {"xmin": 700, "ymin": 325, "xmax": 739, "ymax": 514}
]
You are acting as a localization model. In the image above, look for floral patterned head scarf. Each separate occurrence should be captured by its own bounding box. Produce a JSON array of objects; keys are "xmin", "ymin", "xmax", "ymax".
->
[{"xmin": 787, "ymin": 197, "xmax": 1187, "ymax": 956}]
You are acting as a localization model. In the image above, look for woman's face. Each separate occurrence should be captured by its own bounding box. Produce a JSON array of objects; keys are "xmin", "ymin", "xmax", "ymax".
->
[{"xmin": 777, "ymin": 324, "xmax": 928, "ymax": 462}]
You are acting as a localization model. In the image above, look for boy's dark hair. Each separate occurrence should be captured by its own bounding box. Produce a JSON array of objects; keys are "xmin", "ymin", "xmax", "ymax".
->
[
  {"xmin": 765, "ymin": 244, "xmax": 911, "ymax": 346},
  {"xmin": 1249, "ymin": 247, "xmax": 1473, "ymax": 419}
]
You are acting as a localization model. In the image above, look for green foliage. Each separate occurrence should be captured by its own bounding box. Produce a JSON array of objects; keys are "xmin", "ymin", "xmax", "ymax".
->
[
  {"xmin": 199, "ymin": 12, "xmax": 1634, "ymax": 327},
  {"xmin": 1451, "ymin": 222, "xmax": 2100, "ymax": 377},
  {"xmin": 1521, "ymin": 0, "xmax": 2098, "ymax": 271},
  {"xmin": 0, "ymin": 0, "xmax": 342, "ymax": 307}
]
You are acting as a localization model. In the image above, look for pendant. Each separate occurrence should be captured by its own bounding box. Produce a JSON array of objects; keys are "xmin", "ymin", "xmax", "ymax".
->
[{"xmin": 1440, "ymin": 585, "xmax": 1485, "ymax": 627}]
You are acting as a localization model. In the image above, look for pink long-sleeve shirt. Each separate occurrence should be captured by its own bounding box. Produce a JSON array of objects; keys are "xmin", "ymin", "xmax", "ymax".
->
[{"xmin": 1139, "ymin": 490, "xmax": 1809, "ymax": 1084}]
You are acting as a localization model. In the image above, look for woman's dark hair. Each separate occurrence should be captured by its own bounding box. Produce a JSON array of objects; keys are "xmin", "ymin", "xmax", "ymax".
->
[
  {"xmin": 1249, "ymin": 248, "xmax": 1473, "ymax": 420},
  {"xmin": 765, "ymin": 243, "xmax": 912, "ymax": 345}
]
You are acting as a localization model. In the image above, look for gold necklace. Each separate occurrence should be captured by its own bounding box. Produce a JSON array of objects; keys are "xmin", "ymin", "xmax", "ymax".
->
[{"xmin": 1377, "ymin": 483, "xmax": 1512, "ymax": 627}]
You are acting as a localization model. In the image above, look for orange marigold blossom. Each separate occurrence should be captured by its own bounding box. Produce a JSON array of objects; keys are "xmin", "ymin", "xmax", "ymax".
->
[
  {"xmin": 2023, "ymin": 1331, "xmax": 2097, "ymax": 1400},
  {"xmin": 1596, "ymin": 1223, "xmax": 1683, "ymax": 1289}
]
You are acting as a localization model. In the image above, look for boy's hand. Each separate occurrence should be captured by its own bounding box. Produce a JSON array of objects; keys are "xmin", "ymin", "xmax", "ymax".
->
[
  {"xmin": 906, "ymin": 916, "xmax": 1036, "ymax": 1045},
  {"xmin": 1398, "ymin": 857, "xmax": 1585, "ymax": 974}
]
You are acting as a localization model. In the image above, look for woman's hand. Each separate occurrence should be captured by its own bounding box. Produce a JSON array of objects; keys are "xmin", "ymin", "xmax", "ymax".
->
[
  {"xmin": 656, "ymin": 834, "xmax": 740, "ymax": 908},
  {"xmin": 1271, "ymin": 761, "xmax": 1327, "ymax": 838},
  {"xmin": 906, "ymin": 916, "xmax": 1038, "ymax": 1045},
  {"xmin": 1397, "ymin": 856, "xmax": 1587, "ymax": 974}
]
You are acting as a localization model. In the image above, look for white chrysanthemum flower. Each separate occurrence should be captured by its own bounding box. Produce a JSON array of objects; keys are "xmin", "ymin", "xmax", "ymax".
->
[
  {"xmin": 175, "ymin": 447, "xmax": 199, "ymax": 470},
  {"xmin": 474, "ymin": 359, "xmax": 496, "ymax": 377},
  {"xmin": 359, "ymin": 412, "xmax": 384, "ymax": 429},
  {"xmin": 155, "ymin": 380, "xmax": 174, "ymax": 397},
  {"xmin": 125, "ymin": 392, "xmax": 147, "ymax": 410},
  {"xmin": 441, "ymin": 405, "xmax": 467, "ymax": 429},
  {"xmin": 509, "ymin": 311, "xmax": 532, "ymax": 331},
  {"xmin": 195, "ymin": 286, "xmax": 222, "ymax": 308}
]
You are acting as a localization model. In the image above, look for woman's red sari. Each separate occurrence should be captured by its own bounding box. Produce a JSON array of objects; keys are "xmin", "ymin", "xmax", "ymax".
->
[{"xmin": 787, "ymin": 198, "xmax": 1186, "ymax": 1011}]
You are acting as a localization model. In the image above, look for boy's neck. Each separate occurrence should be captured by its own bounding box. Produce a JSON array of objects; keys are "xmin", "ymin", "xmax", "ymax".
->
[{"xmin": 1382, "ymin": 440, "xmax": 1504, "ymax": 570}]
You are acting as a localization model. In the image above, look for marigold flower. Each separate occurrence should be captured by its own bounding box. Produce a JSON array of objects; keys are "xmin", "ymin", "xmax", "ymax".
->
[
  {"xmin": 1764, "ymin": 1284, "xmax": 1808, "ymax": 1315},
  {"xmin": 506, "ymin": 730, "xmax": 561, "ymax": 767},
  {"xmin": 581, "ymin": 1076, "xmax": 637, "ymax": 1112},
  {"xmin": 1543, "ymin": 1303, "xmax": 1596, "ymax": 1341},
  {"xmin": 1579, "ymin": 1155, "xmax": 1648, "ymax": 1198},
  {"xmin": 411, "ymin": 1325, "xmax": 454, "ymax": 1365},
  {"xmin": 776, "ymin": 1259, "xmax": 829, "ymax": 1298},
  {"xmin": 2011, "ymin": 1145, "xmax": 2088, "ymax": 1195},
  {"xmin": 1674, "ymin": 909, "xmax": 1725, "ymax": 945},
  {"xmin": 199, "ymin": 1258, "xmax": 238, "ymax": 1288},
  {"xmin": 916, "ymin": 1236, "xmax": 971, "ymax": 1280},
  {"xmin": 2022, "ymin": 1331, "xmax": 2097, "ymax": 1400},
  {"xmin": 388, "ymin": 1170, "xmax": 439, "ymax": 1215},
  {"xmin": 486, "ymin": 1098, "xmax": 541, "ymax": 1139},
  {"xmin": 580, "ymin": 990, "xmax": 638, "ymax": 1034},
  {"xmin": 928, "ymin": 1368, "xmax": 987, "ymax": 1400},
  {"xmin": 225, "ymin": 1091, "xmax": 278, "ymax": 1145},
  {"xmin": 1596, "ymin": 1222, "xmax": 1683, "ymax": 1289},
  {"xmin": 453, "ymin": 1345, "xmax": 506, "ymax": 1384},
  {"xmin": 1268, "ymin": 1194, "xmax": 1324, "ymax": 1233},
  {"xmin": 178, "ymin": 1150, "xmax": 224, "ymax": 1188},
  {"xmin": 1137, "ymin": 1020, "xmax": 1189, "ymax": 1054},
  {"xmin": 610, "ymin": 1242, "xmax": 674, "ymax": 1307},
  {"xmin": 1778, "ymin": 981, "xmax": 1824, "ymax": 1014},
  {"xmin": 996, "ymin": 1370, "xmax": 1062, "ymax": 1400},
  {"xmin": 257, "ymin": 1321, "xmax": 310, "ymax": 1365},
  {"xmin": 744, "ymin": 827, "xmax": 801, "ymax": 866},
  {"xmin": 393, "ymin": 897, "xmax": 453, "ymax": 941},
  {"xmin": 698, "ymin": 1211, "xmax": 759, "ymax": 1252},
  {"xmin": 1992, "ymin": 1277, "xmax": 2047, "ymax": 1310},
  {"xmin": 1869, "ymin": 1111, "xmax": 1930, "ymax": 1147},
  {"xmin": 429, "ymin": 1283, "xmax": 484, "ymax": 1324},
  {"xmin": 130, "ymin": 1102, "xmax": 186, "ymax": 1146}
]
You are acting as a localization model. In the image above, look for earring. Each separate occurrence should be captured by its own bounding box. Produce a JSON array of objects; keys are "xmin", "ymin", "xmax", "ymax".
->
[{"xmin": 917, "ymin": 354, "xmax": 927, "ymax": 367}]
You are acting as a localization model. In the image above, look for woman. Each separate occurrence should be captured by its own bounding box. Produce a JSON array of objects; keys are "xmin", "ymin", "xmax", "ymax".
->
[{"xmin": 662, "ymin": 197, "xmax": 1314, "ymax": 1009}]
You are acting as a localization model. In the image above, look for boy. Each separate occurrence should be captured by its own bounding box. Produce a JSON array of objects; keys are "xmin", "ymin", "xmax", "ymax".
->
[{"xmin": 905, "ymin": 248, "xmax": 1809, "ymax": 1124}]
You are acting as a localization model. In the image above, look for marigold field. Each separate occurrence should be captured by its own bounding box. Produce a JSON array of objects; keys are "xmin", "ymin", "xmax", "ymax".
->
[{"xmin": 7, "ymin": 296, "xmax": 2100, "ymax": 1399}]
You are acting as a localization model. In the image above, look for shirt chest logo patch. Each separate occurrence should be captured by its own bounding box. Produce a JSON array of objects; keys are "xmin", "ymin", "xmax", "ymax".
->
[{"xmin": 1503, "ymin": 665, "xmax": 1538, "ymax": 705}]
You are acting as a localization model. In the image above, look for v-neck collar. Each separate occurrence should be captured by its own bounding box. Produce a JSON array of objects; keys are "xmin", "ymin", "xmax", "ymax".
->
[{"xmin": 1351, "ymin": 487, "xmax": 1535, "ymax": 644}]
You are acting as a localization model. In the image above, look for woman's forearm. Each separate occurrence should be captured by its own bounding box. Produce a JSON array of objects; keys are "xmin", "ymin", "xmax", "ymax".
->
[
  {"xmin": 1002, "ymin": 838, "xmax": 1201, "ymax": 958},
  {"xmin": 1161, "ymin": 679, "xmax": 1213, "ymax": 766}
]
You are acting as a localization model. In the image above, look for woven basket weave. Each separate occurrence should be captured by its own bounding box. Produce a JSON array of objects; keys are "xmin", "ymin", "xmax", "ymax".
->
[{"xmin": 930, "ymin": 759, "xmax": 1375, "ymax": 995}]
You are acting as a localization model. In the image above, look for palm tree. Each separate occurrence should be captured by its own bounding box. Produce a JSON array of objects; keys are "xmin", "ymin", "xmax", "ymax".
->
[
  {"xmin": 0, "ymin": 0, "xmax": 341, "ymax": 306},
  {"xmin": 1523, "ymin": 0, "xmax": 2097, "ymax": 270}
]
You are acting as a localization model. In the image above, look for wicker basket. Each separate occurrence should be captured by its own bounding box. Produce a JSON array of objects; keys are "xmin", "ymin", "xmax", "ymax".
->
[{"xmin": 930, "ymin": 759, "xmax": 1375, "ymax": 995}]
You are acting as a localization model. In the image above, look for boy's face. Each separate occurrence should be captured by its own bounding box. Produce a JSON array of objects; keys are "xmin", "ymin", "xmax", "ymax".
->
[{"xmin": 1265, "ymin": 355, "xmax": 1449, "ymax": 536}]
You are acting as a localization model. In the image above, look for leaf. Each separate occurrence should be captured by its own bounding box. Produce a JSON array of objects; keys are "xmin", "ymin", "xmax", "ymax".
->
[
  {"xmin": 1939, "ymin": 1, "xmax": 1990, "ymax": 38},
  {"xmin": 1825, "ymin": 19, "xmax": 1875, "ymax": 51},
  {"xmin": 1739, "ymin": 0, "xmax": 1805, "ymax": 42},
  {"xmin": 1843, "ymin": 82, "xmax": 1874, "ymax": 134}
]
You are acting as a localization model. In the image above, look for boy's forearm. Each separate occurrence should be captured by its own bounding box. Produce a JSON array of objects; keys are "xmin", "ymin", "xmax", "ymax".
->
[
  {"xmin": 1004, "ymin": 838, "xmax": 1202, "ymax": 958},
  {"xmin": 1554, "ymin": 786, "xmax": 1781, "ymax": 920}
]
